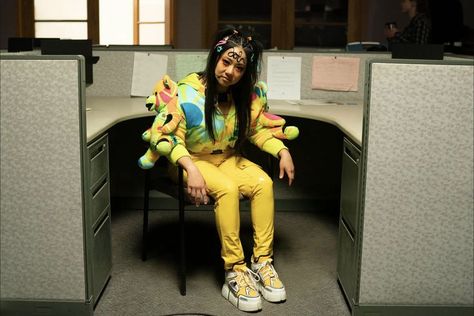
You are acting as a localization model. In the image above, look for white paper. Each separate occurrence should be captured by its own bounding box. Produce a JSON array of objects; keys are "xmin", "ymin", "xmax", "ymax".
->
[
  {"xmin": 175, "ymin": 54, "xmax": 207, "ymax": 81},
  {"xmin": 131, "ymin": 52, "xmax": 168, "ymax": 96},
  {"xmin": 266, "ymin": 56, "xmax": 301, "ymax": 100}
]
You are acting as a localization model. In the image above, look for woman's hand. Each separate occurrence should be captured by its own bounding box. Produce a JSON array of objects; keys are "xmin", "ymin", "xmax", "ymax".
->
[
  {"xmin": 178, "ymin": 157, "xmax": 209, "ymax": 206},
  {"xmin": 278, "ymin": 149, "xmax": 295, "ymax": 186}
]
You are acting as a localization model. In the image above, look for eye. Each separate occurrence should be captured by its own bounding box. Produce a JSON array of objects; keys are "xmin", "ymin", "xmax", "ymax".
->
[
  {"xmin": 222, "ymin": 59, "xmax": 230, "ymax": 66},
  {"xmin": 236, "ymin": 65, "xmax": 245, "ymax": 72}
]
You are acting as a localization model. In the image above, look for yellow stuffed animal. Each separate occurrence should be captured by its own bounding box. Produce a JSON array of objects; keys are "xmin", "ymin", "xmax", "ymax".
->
[
  {"xmin": 138, "ymin": 75, "xmax": 184, "ymax": 169},
  {"xmin": 250, "ymin": 81, "xmax": 299, "ymax": 143}
]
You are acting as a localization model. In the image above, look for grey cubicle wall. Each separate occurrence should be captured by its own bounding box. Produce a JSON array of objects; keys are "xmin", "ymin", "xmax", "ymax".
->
[
  {"xmin": 357, "ymin": 59, "xmax": 473, "ymax": 313},
  {"xmin": 86, "ymin": 48, "xmax": 392, "ymax": 103},
  {"xmin": 0, "ymin": 55, "xmax": 92, "ymax": 314}
]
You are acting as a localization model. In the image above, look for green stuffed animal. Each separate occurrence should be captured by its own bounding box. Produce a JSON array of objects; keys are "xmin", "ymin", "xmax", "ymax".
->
[{"xmin": 138, "ymin": 75, "xmax": 184, "ymax": 169}]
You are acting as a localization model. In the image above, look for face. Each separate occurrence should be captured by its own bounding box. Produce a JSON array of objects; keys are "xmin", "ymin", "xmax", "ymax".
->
[
  {"xmin": 214, "ymin": 46, "xmax": 247, "ymax": 90},
  {"xmin": 400, "ymin": 0, "xmax": 415, "ymax": 13}
]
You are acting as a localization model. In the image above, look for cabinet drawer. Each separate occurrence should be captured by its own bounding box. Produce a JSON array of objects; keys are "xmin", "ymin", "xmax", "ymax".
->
[
  {"xmin": 337, "ymin": 218, "xmax": 357, "ymax": 307},
  {"xmin": 88, "ymin": 135, "xmax": 108, "ymax": 190},
  {"xmin": 340, "ymin": 138, "xmax": 360, "ymax": 235},
  {"xmin": 92, "ymin": 213, "xmax": 112, "ymax": 304},
  {"xmin": 91, "ymin": 178, "xmax": 110, "ymax": 228}
]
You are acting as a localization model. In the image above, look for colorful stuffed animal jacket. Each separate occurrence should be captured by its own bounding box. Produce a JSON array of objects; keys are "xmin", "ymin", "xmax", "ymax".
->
[{"xmin": 138, "ymin": 73, "xmax": 299, "ymax": 169}]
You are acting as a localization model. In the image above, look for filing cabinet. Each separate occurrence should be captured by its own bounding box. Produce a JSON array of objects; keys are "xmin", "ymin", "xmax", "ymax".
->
[
  {"xmin": 87, "ymin": 134, "xmax": 112, "ymax": 306},
  {"xmin": 337, "ymin": 137, "xmax": 361, "ymax": 310}
]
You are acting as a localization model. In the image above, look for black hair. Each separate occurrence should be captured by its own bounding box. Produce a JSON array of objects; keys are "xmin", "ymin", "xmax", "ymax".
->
[{"xmin": 200, "ymin": 26, "xmax": 263, "ymax": 152}]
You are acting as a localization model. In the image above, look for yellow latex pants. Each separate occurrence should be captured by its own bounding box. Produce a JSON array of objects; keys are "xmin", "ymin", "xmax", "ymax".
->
[{"xmin": 180, "ymin": 153, "xmax": 274, "ymax": 271}]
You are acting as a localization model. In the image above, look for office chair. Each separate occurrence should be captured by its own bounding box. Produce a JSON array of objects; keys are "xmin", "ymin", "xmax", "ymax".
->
[{"xmin": 141, "ymin": 154, "xmax": 275, "ymax": 296}]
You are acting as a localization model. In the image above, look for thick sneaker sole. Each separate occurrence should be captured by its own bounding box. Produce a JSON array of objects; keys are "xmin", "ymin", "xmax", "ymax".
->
[
  {"xmin": 221, "ymin": 284, "xmax": 262, "ymax": 312},
  {"xmin": 258, "ymin": 284, "xmax": 287, "ymax": 303}
]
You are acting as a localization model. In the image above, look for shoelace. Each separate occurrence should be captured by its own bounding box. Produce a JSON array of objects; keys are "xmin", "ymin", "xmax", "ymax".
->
[
  {"xmin": 256, "ymin": 262, "xmax": 278, "ymax": 282},
  {"xmin": 234, "ymin": 268, "xmax": 260, "ymax": 291}
]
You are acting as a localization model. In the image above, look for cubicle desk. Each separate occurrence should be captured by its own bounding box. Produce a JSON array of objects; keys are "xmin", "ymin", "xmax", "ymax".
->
[
  {"xmin": 86, "ymin": 96, "xmax": 362, "ymax": 213},
  {"xmin": 86, "ymin": 96, "xmax": 363, "ymax": 145}
]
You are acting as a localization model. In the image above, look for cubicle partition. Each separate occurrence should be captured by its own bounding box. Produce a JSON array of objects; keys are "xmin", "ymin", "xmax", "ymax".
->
[
  {"xmin": 0, "ymin": 55, "xmax": 111, "ymax": 315},
  {"xmin": 86, "ymin": 48, "xmax": 392, "ymax": 101},
  {"xmin": 336, "ymin": 59, "xmax": 474, "ymax": 315}
]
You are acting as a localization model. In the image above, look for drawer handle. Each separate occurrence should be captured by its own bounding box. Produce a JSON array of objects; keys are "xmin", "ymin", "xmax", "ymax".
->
[
  {"xmin": 94, "ymin": 213, "xmax": 110, "ymax": 235},
  {"xmin": 90, "ymin": 143, "xmax": 106, "ymax": 160},
  {"xmin": 344, "ymin": 145, "xmax": 360, "ymax": 164},
  {"xmin": 92, "ymin": 178, "xmax": 108, "ymax": 197}
]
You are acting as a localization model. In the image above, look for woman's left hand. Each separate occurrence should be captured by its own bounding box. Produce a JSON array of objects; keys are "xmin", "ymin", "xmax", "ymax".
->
[{"xmin": 278, "ymin": 149, "xmax": 295, "ymax": 186}]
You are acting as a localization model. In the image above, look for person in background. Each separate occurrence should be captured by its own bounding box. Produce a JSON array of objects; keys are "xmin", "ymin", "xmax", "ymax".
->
[
  {"xmin": 385, "ymin": 0, "xmax": 431, "ymax": 45},
  {"xmin": 167, "ymin": 26, "xmax": 295, "ymax": 312}
]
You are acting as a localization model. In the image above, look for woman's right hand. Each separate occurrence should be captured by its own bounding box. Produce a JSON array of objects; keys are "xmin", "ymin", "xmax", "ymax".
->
[{"xmin": 178, "ymin": 157, "xmax": 209, "ymax": 206}]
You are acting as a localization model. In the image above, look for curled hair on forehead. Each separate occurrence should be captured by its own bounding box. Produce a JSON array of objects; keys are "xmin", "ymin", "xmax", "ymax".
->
[{"xmin": 200, "ymin": 26, "xmax": 263, "ymax": 152}]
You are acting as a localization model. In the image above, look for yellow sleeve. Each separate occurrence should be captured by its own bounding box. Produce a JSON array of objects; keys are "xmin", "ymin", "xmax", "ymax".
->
[
  {"xmin": 262, "ymin": 138, "xmax": 288, "ymax": 158},
  {"xmin": 169, "ymin": 144, "xmax": 191, "ymax": 165}
]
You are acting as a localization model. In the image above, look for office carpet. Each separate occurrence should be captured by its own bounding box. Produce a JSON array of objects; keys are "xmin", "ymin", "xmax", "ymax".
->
[{"xmin": 93, "ymin": 208, "xmax": 351, "ymax": 316}]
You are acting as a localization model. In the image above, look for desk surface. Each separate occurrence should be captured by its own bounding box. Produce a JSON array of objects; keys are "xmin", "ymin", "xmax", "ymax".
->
[{"xmin": 86, "ymin": 97, "xmax": 363, "ymax": 146}]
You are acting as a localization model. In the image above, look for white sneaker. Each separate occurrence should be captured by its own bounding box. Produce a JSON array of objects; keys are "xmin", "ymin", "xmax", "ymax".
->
[
  {"xmin": 251, "ymin": 258, "xmax": 287, "ymax": 302},
  {"xmin": 221, "ymin": 267, "xmax": 262, "ymax": 312}
]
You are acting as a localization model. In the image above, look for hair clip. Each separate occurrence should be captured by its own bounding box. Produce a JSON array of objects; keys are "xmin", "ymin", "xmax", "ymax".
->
[{"xmin": 214, "ymin": 36, "xmax": 229, "ymax": 51}]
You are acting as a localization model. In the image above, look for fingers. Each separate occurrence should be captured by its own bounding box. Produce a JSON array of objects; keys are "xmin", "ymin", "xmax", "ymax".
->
[
  {"xmin": 187, "ymin": 186, "xmax": 209, "ymax": 206},
  {"xmin": 286, "ymin": 168, "xmax": 295, "ymax": 186},
  {"xmin": 279, "ymin": 166, "xmax": 295, "ymax": 186},
  {"xmin": 279, "ymin": 167, "xmax": 285, "ymax": 180}
]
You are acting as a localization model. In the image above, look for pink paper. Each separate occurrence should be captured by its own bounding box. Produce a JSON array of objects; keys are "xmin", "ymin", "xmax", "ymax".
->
[{"xmin": 312, "ymin": 56, "xmax": 360, "ymax": 92}]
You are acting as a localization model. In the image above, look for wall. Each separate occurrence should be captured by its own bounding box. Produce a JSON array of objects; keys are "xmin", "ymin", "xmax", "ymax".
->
[
  {"xmin": 174, "ymin": 0, "xmax": 203, "ymax": 49},
  {"xmin": 1, "ymin": 0, "xmax": 473, "ymax": 50}
]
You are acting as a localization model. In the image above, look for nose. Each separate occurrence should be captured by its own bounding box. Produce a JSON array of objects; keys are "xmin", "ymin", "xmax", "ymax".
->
[{"xmin": 224, "ymin": 65, "xmax": 234, "ymax": 76}]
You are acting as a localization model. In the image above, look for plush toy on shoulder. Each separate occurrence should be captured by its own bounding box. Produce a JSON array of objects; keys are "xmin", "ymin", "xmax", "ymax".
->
[
  {"xmin": 251, "ymin": 81, "xmax": 299, "ymax": 144},
  {"xmin": 138, "ymin": 75, "xmax": 183, "ymax": 169}
]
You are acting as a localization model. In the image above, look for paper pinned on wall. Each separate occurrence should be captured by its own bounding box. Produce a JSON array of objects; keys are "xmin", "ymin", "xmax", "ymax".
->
[
  {"xmin": 312, "ymin": 56, "xmax": 360, "ymax": 92},
  {"xmin": 175, "ymin": 54, "xmax": 207, "ymax": 81},
  {"xmin": 267, "ymin": 56, "xmax": 301, "ymax": 100},
  {"xmin": 131, "ymin": 52, "xmax": 168, "ymax": 96}
]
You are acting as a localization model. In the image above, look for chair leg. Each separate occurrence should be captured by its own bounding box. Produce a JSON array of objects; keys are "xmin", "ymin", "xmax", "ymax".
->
[
  {"xmin": 267, "ymin": 154, "xmax": 276, "ymax": 179},
  {"xmin": 178, "ymin": 166, "xmax": 186, "ymax": 296},
  {"xmin": 142, "ymin": 170, "xmax": 150, "ymax": 261}
]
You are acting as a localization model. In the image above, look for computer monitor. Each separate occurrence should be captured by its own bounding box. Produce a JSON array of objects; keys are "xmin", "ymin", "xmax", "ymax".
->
[
  {"xmin": 32, "ymin": 38, "xmax": 60, "ymax": 49},
  {"xmin": 8, "ymin": 37, "xmax": 34, "ymax": 52},
  {"xmin": 391, "ymin": 43, "xmax": 444, "ymax": 60}
]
